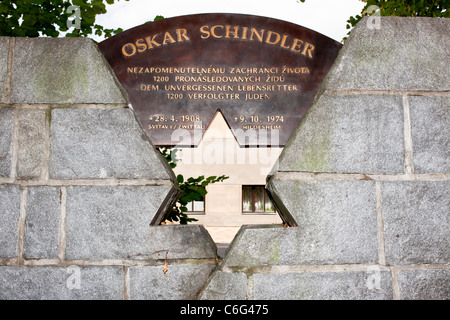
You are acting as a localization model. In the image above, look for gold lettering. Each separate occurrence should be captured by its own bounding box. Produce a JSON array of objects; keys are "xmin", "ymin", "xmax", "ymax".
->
[
  {"xmin": 241, "ymin": 26, "xmax": 249, "ymax": 40},
  {"xmin": 162, "ymin": 31, "xmax": 176, "ymax": 45},
  {"xmin": 302, "ymin": 42, "xmax": 315, "ymax": 59},
  {"xmin": 265, "ymin": 31, "xmax": 281, "ymax": 45},
  {"xmin": 145, "ymin": 34, "xmax": 161, "ymax": 49},
  {"xmin": 136, "ymin": 39, "xmax": 147, "ymax": 52},
  {"xmin": 211, "ymin": 25, "xmax": 224, "ymax": 38},
  {"xmin": 141, "ymin": 84, "xmax": 159, "ymax": 91},
  {"xmin": 225, "ymin": 25, "xmax": 240, "ymax": 39},
  {"xmin": 200, "ymin": 25, "xmax": 211, "ymax": 39},
  {"xmin": 290, "ymin": 38, "xmax": 304, "ymax": 53},
  {"xmin": 280, "ymin": 34, "xmax": 290, "ymax": 49},
  {"xmin": 176, "ymin": 28, "xmax": 190, "ymax": 41},
  {"xmin": 122, "ymin": 43, "xmax": 136, "ymax": 57},
  {"xmin": 122, "ymin": 25, "xmax": 315, "ymax": 58},
  {"xmin": 250, "ymin": 28, "xmax": 265, "ymax": 42}
]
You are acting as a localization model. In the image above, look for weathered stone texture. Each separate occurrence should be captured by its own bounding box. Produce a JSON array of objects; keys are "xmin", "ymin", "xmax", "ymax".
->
[
  {"xmin": 146, "ymin": 225, "xmax": 217, "ymax": 259},
  {"xmin": 24, "ymin": 187, "xmax": 60, "ymax": 259},
  {"xmin": 207, "ymin": 16, "xmax": 450, "ymax": 300},
  {"xmin": 16, "ymin": 109, "xmax": 47, "ymax": 179},
  {"xmin": 252, "ymin": 271, "xmax": 393, "ymax": 300},
  {"xmin": 49, "ymin": 108, "xmax": 174, "ymax": 181},
  {"xmin": 0, "ymin": 36, "xmax": 217, "ymax": 301},
  {"xmin": 64, "ymin": 185, "xmax": 173, "ymax": 260},
  {"xmin": 129, "ymin": 264, "xmax": 216, "ymax": 300},
  {"xmin": 323, "ymin": 17, "xmax": 450, "ymax": 91},
  {"xmin": 277, "ymin": 94, "xmax": 404, "ymax": 174},
  {"xmin": 398, "ymin": 269, "xmax": 450, "ymax": 300},
  {"xmin": 409, "ymin": 96, "xmax": 449, "ymax": 173},
  {"xmin": 0, "ymin": 266, "xmax": 124, "ymax": 300},
  {"xmin": 381, "ymin": 181, "xmax": 449, "ymax": 265},
  {"xmin": 11, "ymin": 37, "xmax": 127, "ymax": 104},
  {"xmin": 225, "ymin": 216, "xmax": 377, "ymax": 267},
  {"xmin": 0, "ymin": 37, "xmax": 9, "ymax": 102},
  {"xmin": 0, "ymin": 185, "xmax": 20, "ymax": 258},
  {"xmin": 199, "ymin": 270, "xmax": 248, "ymax": 300},
  {"xmin": 0, "ymin": 108, "xmax": 14, "ymax": 177},
  {"xmin": 245, "ymin": 180, "xmax": 378, "ymax": 265}
]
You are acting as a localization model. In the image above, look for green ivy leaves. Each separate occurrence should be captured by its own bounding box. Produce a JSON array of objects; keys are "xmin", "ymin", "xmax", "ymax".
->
[
  {"xmin": 0, "ymin": 0, "xmax": 129, "ymax": 38},
  {"xmin": 160, "ymin": 147, "xmax": 229, "ymax": 225}
]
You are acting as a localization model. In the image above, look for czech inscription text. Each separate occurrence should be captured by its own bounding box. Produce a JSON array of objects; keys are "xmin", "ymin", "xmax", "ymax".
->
[{"xmin": 128, "ymin": 64, "xmax": 309, "ymax": 132}]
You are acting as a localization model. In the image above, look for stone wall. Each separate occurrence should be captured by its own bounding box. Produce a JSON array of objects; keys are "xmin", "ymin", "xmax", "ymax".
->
[
  {"xmin": 200, "ymin": 17, "xmax": 449, "ymax": 300},
  {"xmin": 0, "ymin": 37, "xmax": 218, "ymax": 299},
  {"xmin": 0, "ymin": 16, "xmax": 448, "ymax": 300}
]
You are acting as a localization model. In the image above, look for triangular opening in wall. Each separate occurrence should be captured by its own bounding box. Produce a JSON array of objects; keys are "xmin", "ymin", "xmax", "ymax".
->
[{"xmin": 165, "ymin": 110, "xmax": 292, "ymax": 257}]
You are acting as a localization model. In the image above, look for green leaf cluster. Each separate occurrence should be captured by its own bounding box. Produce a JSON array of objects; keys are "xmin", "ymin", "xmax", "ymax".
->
[
  {"xmin": 159, "ymin": 147, "xmax": 179, "ymax": 169},
  {"xmin": 0, "ymin": 0, "xmax": 129, "ymax": 38},
  {"xmin": 159, "ymin": 147, "xmax": 229, "ymax": 225}
]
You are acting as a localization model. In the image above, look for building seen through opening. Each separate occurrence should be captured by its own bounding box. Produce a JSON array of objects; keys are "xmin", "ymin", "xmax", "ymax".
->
[{"xmin": 173, "ymin": 111, "xmax": 283, "ymax": 256}]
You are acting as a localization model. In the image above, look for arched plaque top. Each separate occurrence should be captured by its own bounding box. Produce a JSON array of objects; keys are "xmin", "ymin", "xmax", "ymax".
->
[{"xmin": 98, "ymin": 13, "xmax": 342, "ymax": 147}]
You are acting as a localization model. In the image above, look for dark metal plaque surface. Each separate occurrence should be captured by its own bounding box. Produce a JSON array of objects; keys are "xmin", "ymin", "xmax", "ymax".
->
[{"xmin": 98, "ymin": 13, "xmax": 341, "ymax": 147}]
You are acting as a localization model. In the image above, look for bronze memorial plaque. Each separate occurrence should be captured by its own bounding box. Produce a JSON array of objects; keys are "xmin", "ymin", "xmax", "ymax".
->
[{"xmin": 98, "ymin": 13, "xmax": 342, "ymax": 147}]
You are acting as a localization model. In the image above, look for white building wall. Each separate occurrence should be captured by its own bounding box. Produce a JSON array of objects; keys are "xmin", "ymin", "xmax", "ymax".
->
[{"xmin": 173, "ymin": 111, "xmax": 283, "ymax": 243}]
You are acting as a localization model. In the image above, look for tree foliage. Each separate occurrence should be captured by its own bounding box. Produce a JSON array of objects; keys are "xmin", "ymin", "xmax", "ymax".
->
[
  {"xmin": 159, "ymin": 148, "xmax": 229, "ymax": 225},
  {"xmin": 0, "ymin": 0, "xmax": 129, "ymax": 38}
]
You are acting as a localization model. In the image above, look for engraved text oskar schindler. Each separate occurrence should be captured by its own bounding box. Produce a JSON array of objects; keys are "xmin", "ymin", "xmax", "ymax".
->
[
  {"xmin": 120, "ymin": 25, "xmax": 316, "ymax": 58},
  {"xmin": 98, "ymin": 14, "xmax": 342, "ymax": 146}
]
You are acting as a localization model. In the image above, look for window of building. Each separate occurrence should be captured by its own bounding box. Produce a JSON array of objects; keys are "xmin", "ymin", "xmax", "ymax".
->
[
  {"xmin": 242, "ymin": 185, "xmax": 275, "ymax": 214},
  {"xmin": 185, "ymin": 197, "xmax": 205, "ymax": 214}
]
